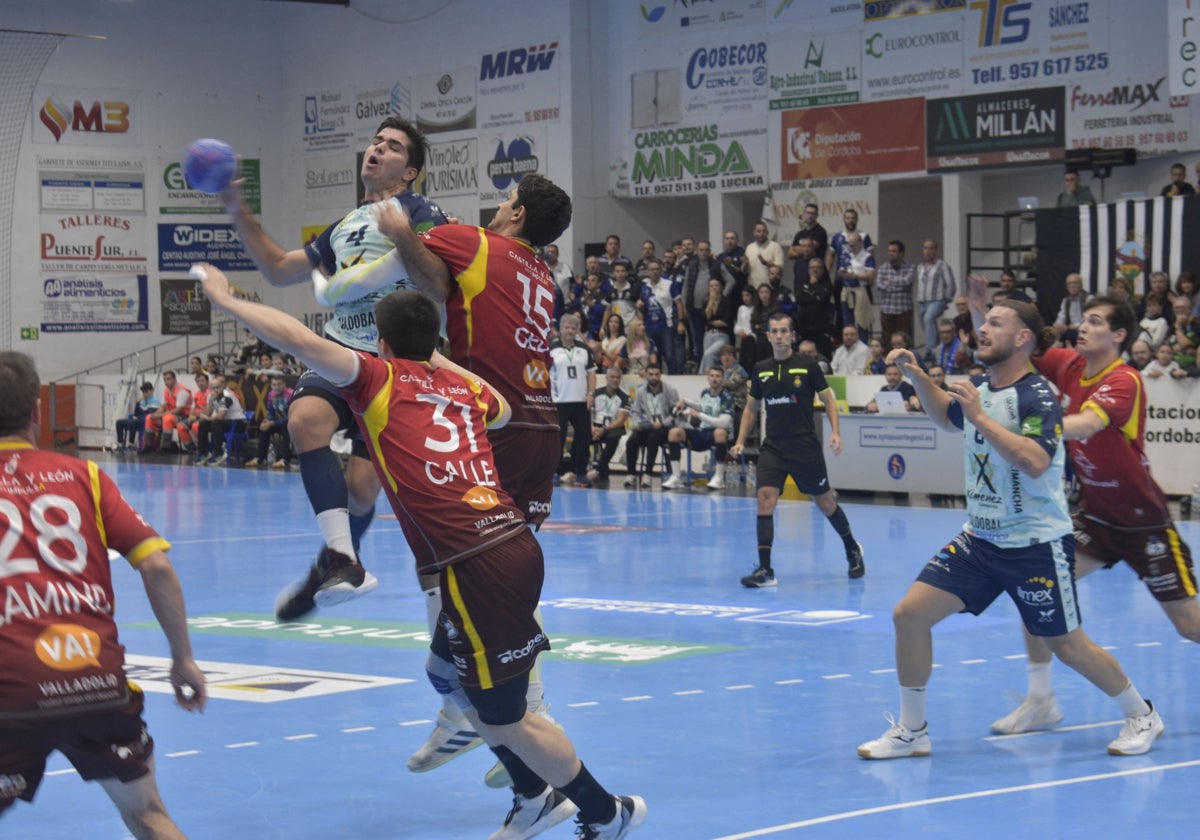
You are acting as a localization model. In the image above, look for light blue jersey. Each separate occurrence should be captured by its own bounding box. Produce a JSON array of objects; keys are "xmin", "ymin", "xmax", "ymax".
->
[
  {"xmin": 949, "ymin": 372, "xmax": 1071, "ymax": 548},
  {"xmin": 304, "ymin": 191, "xmax": 447, "ymax": 351}
]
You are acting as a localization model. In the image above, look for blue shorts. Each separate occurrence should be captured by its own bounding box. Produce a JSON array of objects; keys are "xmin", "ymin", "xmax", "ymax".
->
[
  {"xmin": 916, "ymin": 531, "xmax": 1080, "ymax": 637},
  {"xmin": 683, "ymin": 427, "xmax": 720, "ymax": 451}
]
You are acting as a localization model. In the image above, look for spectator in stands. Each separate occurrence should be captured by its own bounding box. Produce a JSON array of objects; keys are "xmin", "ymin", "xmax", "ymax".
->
[
  {"xmin": 836, "ymin": 232, "xmax": 876, "ymax": 341},
  {"xmin": 543, "ymin": 242, "xmax": 575, "ymax": 296},
  {"xmin": 624, "ymin": 363, "xmax": 678, "ymax": 488},
  {"xmin": 720, "ymin": 345, "xmax": 749, "ymax": 430},
  {"xmin": 550, "ymin": 313, "xmax": 596, "ymax": 486},
  {"xmin": 638, "ymin": 258, "xmax": 683, "ymax": 375},
  {"xmin": 699, "ymin": 276, "xmax": 736, "ymax": 375},
  {"xmin": 598, "ymin": 313, "xmax": 628, "ymax": 373},
  {"xmin": 1128, "ymin": 338, "xmax": 1153, "ymax": 370},
  {"xmin": 952, "ymin": 294, "xmax": 975, "ymax": 345},
  {"xmin": 185, "ymin": 372, "xmax": 211, "ymax": 461},
  {"xmin": 586, "ymin": 367, "xmax": 631, "ymax": 486},
  {"xmin": 795, "ymin": 256, "xmax": 835, "ymax": 359},
  {"xmin": 734, "ymin": 287, "xmax": 755, "ymax": 365},
  {"xmin": 865, "ymin": 338, "xmax": 887, "ymax": 374},
  {"xmin": 1176, "ymin": 270, "xmax": 1198, "ymax": 311},
  {"xmin": 1161, "ymin": 162, "xmax": 1196, "ymax": 197},
  {"xmin": 625, "ymin": 317, "xmax": 656, "ymax": 377},
  {"xmin": 1137, "ymin": 271, "xmax": 1172, "ymax": 319},
  {"xmin": 197, "ymin": 373, "xmax": 247, "ymax": 466},
  {"xmin": 604, "ymin": 263, "xmax": 640, "ymax": 329},
  {"xmin": 1137, "ymin": 292, "xmax": 1170, "ymax": 349},
  {"xmin": 142, "ymin": 370, "xmax": 191, "ymax": 454},
  {"xmin": 790, "ymin": 203, "xmax": 829, "ymax": 267},
  {"xmin": 889, "ymin": 330, "xmax": 914, "ymax": 353},
  {"xmin": 115, "ymin": 382, "xmax": 157, "ymax": 451},
  {"xmin": 188, "ymin": 356, "xmax": 203, "ymax": 377},
  {"xmin": 578, "ymin": 272, "xmax": 609, "ymax": 341},
  {"xmin": 866, "ymin": 363, "xmax": 920, "ymax": 413},
  {"xmin": 720, "ymin": 230, "xmax": 747, "ymax": 293},
  {"xmin": 685, "ymin": 240, "xmax": 737, "ymax": 368},
  {"xmin": 1143, "ymin": 343, "xmax": 1181, "ymax": 379},
  {"xmin": 634, "ymin": 239, "xmax": 658, "ymax": 279},
  {"xmin": 1053, "ymin": 273, "xmax": 1092, "ymax": 347},
  {"xmin": 916, "ymin": 239, "xmax": 957, "ymax": 361},
  {"xmin": 1168, "ymin": 295, "xmax": 1200, "ymax": 367},
  {"xmin": 765, "ymin": 264, "xmax": 797, "ymax": 317},
  {"xmin": 744, "ymin": 221, "xmax": 783, "ymax": 291},
  {"xmin": 1057, "ymin": 169, "xmax": 1096, "ymax": 207},
  {"xmin": 999, "ymin": 269, "xmax": 1033, "ymax": 303},
  {"xmin": 204, "ymin": 356, "xmax": 222, "ymax": 376},
  {"xmin": 663, "ymin": 366, "xmax": 734, "ymax": 491},
  {"xmin": 1107, "ymin": 274, "xmax": 1135, "ymax": 308},
  {"xmin": 597, "ymin": 233, "xmax": 633, "ymax": 277},
  {"xmin": 875, "ymin": 240, "xmax": 915, "ymax": 349},
  {"xmin": 247, "ymin": 374, "xmax": 293, "ymax": 469},
  {"xmin": 798, "ymin": 339, "xmax": 833, "ymax": 375},
  {"xmin": 931, "ymin": 319, "xmax": 963, "ymax": 373},
  {"xmin": 926, "ymin": 364, "xmax": 950, "ymax": 391},
  {"xmin": 832, "ymin": 325, "xmax": 870, "ymax": 375}
]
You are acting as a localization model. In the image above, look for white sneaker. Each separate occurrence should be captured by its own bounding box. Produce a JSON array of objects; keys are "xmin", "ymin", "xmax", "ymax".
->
[
  {"xmin": 661, "ymin": 472, "xmax": 683, "ymax": 490},
  {"xmin": 857, "ymin": 715, "xmax": 931, "ymax": 759},
  {"xmin": 989, "ymin": 694, "xmax": 1063, "ymax": 735},
  {"xmin": 706, "ymin": 474, "xmax": 724, "ymax": 490},
  {"xmin": 1107, "ymin": 700, "xmax": 1164, "ymax": 756},
  {"xmin": 487, "ymin": 785, "xmax": 577, "ymax": 840},
  {"xmin": 484, "ymin": 704, "xmax": 560, "ymax": 788},
  {"xmin": 406, "ymin": 710, "xmax": 485, "ymax": 772},
  {"xmin": 575, "ymin": 795, "xmax": 647, "ymax": 840}
]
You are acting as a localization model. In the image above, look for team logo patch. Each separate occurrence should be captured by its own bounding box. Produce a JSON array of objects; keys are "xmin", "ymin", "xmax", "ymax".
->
[
  {"xmin": 1145, "ymin": 536, "xmax": 1168, "ymax": 558},
  {"xmin": 523, "ymin": 360, "xmax": 549, "ymax": 389},
  {"xmin": 462, "ymin": 485, "xmax": 501, "ymax": 510},
  {"xmin": 35, "ymin": 624, "xmax": 102, "ymax": 671}
]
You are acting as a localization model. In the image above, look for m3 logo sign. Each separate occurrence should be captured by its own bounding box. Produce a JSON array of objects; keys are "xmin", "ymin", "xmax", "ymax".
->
[
  {"xmin": 38, "ymin": 97, "xmax": 130, "ymax": 142},
  {"xmin": 970, "ymin": 0, "xmax": 1031, "ymax": 47}
]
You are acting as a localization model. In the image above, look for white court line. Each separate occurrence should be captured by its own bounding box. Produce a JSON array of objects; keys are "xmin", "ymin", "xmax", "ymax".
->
[
  {"xmin": 399, "ymin": 719, "xmax": 433, "ymax": 727},
  {"xmin": 342, "ymin": 726, "xmax": 375, "ymax": 733},
  {"xmin": 225, "ymin": 741, "xmax": 259, "ymax": 749},
  {"xmin": 960, "ymin": 659, "xmax": 986, "ymax": 665},
  {"xmin": 709, "ymin": 759, "xmax": 1200, "ymax": 839},
  {"xmin": 46, "ymin": 768, "xmax": 79, "ymax": 777},
  {"xmin": 675, "ymin": 689, "xmax": 705, "ymax": 695},
  {"xmin": 821, "ymin": 674, "xmax": 851, "ymax": 680},
  {"xmin": 1135, "ymin": 642, "xmax": 1162, "ymax": 647},
  {"xmin": 284, "ymin": 734, "xmax": 318, "ymax": 741},
  {"xmin": 622, "ymin": 695, "xmax": 653, "ymax": 702},
  {"xmin": 725, "ymin": 684, "xmax": 755, "ymax": 691},
  {"xmin": 568, "ymin": 701, "xmax": 599, "ymax": 708},
  {"xmin": 166, "ymin": 750, "xmax": 201, "ymax": 757},
  {"xmin": 775, "ymin": 679, "xmax": 804, "ymax": 685}
]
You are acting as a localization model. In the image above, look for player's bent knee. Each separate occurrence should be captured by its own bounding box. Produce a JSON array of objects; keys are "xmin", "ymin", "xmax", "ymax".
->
[
  {"xmin": 425, "ymin": 653, "xmax": 472, "ymax": 714},
  {"xmin": 464, "ymin": 675, "xmax": 530, "ymax": 726}
]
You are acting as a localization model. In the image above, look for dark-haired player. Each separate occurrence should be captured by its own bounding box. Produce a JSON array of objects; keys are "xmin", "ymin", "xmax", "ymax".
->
[
  {"xmin": 987, "ymin": 287, "xmax": 1199, "ymax": 735},
  {"xmin": 221, "ymin": 117, "xmax": 448, "ymax": 620},
  {"xmin": 197, "ymin": 265, "xmax": 646, "ymax": 840}
]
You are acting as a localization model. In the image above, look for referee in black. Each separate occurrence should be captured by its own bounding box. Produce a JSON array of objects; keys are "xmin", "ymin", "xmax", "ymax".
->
[{"xmin": 731, "ymin": 311, "xmax": 864, "ymax": 585}]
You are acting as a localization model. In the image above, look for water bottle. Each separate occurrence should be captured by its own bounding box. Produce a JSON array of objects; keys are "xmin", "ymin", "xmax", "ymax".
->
[{"xmin": 746, "ymin": 461, "xmax": 756, "ymax": 489}]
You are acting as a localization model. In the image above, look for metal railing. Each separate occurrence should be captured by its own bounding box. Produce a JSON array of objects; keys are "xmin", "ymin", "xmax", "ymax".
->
[{"xmin": 47, "ymin": 318, "xmax": 244, "ymax": 448}]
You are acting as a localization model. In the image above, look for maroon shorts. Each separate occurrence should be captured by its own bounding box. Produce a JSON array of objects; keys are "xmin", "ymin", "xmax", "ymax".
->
[
  {"xmin": 0, "ymin": 686, "xmax": 153, "ymax": 812},
  {"xmin": 436, "ymin": 529, "xmax": 550, "ymax": 690},
  {"xmin": 1075, "ymin": 513, "xmax": 1198, "ymax": 602},
  {"xmin": 491, "ymin": 426, "xmax": 558, "ymax": 528}
]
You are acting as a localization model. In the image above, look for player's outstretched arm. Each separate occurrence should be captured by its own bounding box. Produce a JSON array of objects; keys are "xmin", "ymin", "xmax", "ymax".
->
[
  {"xmin": 137, "ymin": 551, "xmax": 206, "ymax": 712},
  {"xmin": 887, "ymin": 348, "xmax": 955, "ymax": 431},
  {"xmin": 311, "ymin": 250, "xmax": 411, "ymax": 306},
  {"xmin": 194, "ymin": 263, "xmax": 358, "ymax": 385},
  {"xmin": 221, "ymin": 180, "xmax": 313, "ymax": 287}
]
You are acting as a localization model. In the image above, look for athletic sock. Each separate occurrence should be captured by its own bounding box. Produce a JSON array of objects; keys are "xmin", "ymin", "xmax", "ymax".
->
[
  {"xmin": 315, "ymin": 509, "xmax": 355, "ymax": 558},
  {"xmin": 825, "ymin": 504, "xmax": 856, "ymax": 551},
  {"xmin": 756, "ymin": 515, "xmax": 774, "ymax": 571},
  {"xmin": 899, "ymin": 685, "xmax": 927, "ymax": 731},
  {"xmin": 557, "ymin": 762, "xmax": 616, "ymax": 826},
  {"xmin": 1027, "ymin": 660, "xmax": 1053, "ymax": 699},
  {"xmin": 1114, "ymin": 682, "xmax": 1151, "ymax": 717},
  {"xmin": 491, "ymin": 747, "xmax": 546, "ymax": 799},
  {"xmin": 299, "ymin": 448, "xmax": 349, "ymax": 513}
]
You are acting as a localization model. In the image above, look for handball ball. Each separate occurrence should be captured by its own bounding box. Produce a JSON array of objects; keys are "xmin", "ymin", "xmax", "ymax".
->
[{"xmin": 183, "ymin": 138, "xmax": 236, "ymax": 193}]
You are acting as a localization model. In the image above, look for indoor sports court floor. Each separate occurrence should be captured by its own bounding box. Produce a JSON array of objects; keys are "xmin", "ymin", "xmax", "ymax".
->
[{"xmin": 9, "ymin": 457, "xmax": 1199, "ymax": 839}]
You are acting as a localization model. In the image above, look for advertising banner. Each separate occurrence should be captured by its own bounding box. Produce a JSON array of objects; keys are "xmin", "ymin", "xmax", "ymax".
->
[
  {"xmin": 860, "ymin": 12, "xmax": 965, "ymax": 102},
  {"xmin": 302, "ymin": 90, "xmax": 355, "ymax": 154},
  {"xmin": 614, "ymin": 124, "xmax": 767, "ymax": 197},
  {"xmin": 160, "ymin": 277, "xmax": 211, "ymax": 336},
  {"xmin": 39, "ymin": 212, "xmax": 148, "ymax": 274},
  {"xmin": 768, "ymin": 29, "xmax": 861, "ymax": 110},
  {"xmin": 38, "ymin": 155, "xmax": 144, "ymax": 214},
  {"xmin": 425, "ymin": 138, "xmax": 479, "ymax": 198},
  {"xmin": 160, "ymin": 157, "xmax": 261, "ymax": 215},
  {"xmin": 40, "ymin": 274, "xmax": 148, "ymax": 333},
  {"xmin": 477, "ymin": 39, "xmax": 563, "ymax": 130},
  {"xmin": 157, "ymin": 223, "xmax": 256, "ymax": 272},
  {"xmin": 680, "ymin": 40, "xmax": 769, "ymax": 122},
  {"xmin": 32, "ymin": 86, "xmax": 141, "ymax": 147},
  {"xmin": 926, "ymin": 86, "xmax": 1065, "ymax": 171},
  {"xmin": 780, "ymin": 97, "xmax": 924, "ymax": 179},
  {"xmin": 1066, "ymin": 75, "xmax": 1192, "ymax": 155},
  {"xmin": 302, "ymin": 154, "xmax": 356, "ymax": 211},
  {"xmin": 635, "ymin": 0, "xmax": 764, "ymax": 38},
  {"xmin": 414, "ymin": 66, "xmax": 477, "ymax": 135},
  {"xmin": 479, "ymin": 127, "xmax": 547, "ymax": 205}
]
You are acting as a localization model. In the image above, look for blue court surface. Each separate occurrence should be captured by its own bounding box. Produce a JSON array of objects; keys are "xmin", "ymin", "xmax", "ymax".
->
[{"xmin": 8, "ymin": 457, "xmax": 1198, "ymax": 839}]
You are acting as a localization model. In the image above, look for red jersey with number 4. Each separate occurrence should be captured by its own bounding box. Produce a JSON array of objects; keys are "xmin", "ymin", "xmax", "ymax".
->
[
  {"xmin": 0, "ymin": 443, "xmax": 169, "ymax": 718},
  {"xmin": 419, "ymin": 225, "xmax": 558, "ymax": 431},
  {"xmin": 1034, "ymin": 347, "xmax": 1170, "ymax": 528},
  {"xmin": 340, "ymin": 353, "xmax": 527, "ymax": 573}
]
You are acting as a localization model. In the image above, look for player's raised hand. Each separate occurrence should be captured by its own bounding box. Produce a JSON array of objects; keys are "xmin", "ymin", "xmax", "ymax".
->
[
  {"xmin": 191, "ymin": 263, "xmax": 231, "ymax": 306},
  {"xmin": 886, "ymin": 347, "xmax": 920, "ymax": 378},
  {"xmin": 374, "ymin": 200, "xmax": 411, "ymax": 243},
  {"xmin": 966, "ymin": 272, "xmax": 989, "ymax": 312}
]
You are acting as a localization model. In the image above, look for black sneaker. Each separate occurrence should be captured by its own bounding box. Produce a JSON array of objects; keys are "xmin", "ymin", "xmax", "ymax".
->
[
  {"xmin": 575, "ymin": 795, "xmax": 647, "ymax": 840},
  {"xmin": 847, "ymin": 541, "xmax": 866, "ymax": 579},
  {"xmin": 740, "ymin": 566, "xmax": 777, "ymax": 588},
  {"xmin": 273, "ymin": 547, "xmax": 378, "ymax": 621}
]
